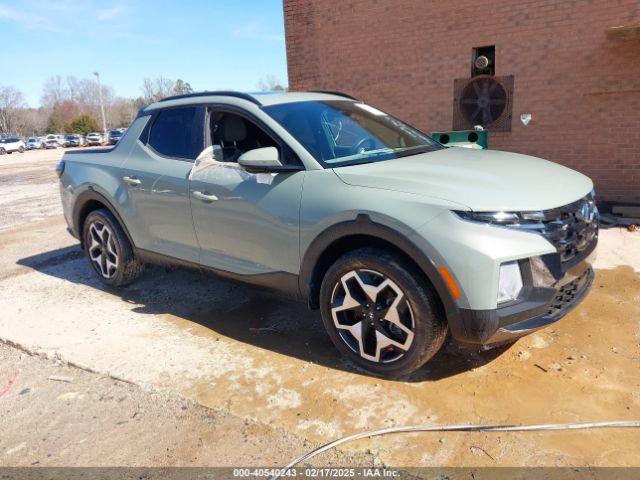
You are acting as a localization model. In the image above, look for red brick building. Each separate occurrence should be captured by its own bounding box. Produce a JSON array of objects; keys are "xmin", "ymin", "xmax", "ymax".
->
[{"xmin": 284, "ymin": 0, "xmax": 640, "ymax": 203}]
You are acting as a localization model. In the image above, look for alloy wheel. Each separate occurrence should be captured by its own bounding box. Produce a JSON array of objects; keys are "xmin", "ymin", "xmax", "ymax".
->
[
  {"xmin": 330, "ymin": 269, "xmax": 415, "ymax": 363},
  {"xmin": 87, "ymin": 221, "xmax": 119, "ymax": 279}
]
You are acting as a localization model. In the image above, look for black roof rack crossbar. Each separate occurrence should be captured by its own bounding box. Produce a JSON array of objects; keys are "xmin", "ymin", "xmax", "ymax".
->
[
  {"xmin": 308, "ymin": 90, "xmax": 360, "ymax": 101},
  {"xmin": 158, "ymin": 91, "xmax": 261, "ymax": 106}
]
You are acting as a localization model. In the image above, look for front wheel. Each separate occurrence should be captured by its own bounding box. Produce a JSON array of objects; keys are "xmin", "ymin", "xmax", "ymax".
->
[
  {"xmin": 82, "ymin": 209, "xmax": 144, "ymax": 287},
  {"xmin": 319, "ymin": 248, "xmax": 448, "ymax": 378},
  {"xmin": 0, "ymin": 148, "xmax": 5, "ymax": 155},
  {"xmin": 18, "ymin": 146, "xmax": 25, "ymax": 153}
]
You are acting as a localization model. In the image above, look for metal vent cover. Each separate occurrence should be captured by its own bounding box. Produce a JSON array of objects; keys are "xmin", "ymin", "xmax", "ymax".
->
[{"xmin": 453, "ymin": 75, "xmax": 514, "ymax": 132}]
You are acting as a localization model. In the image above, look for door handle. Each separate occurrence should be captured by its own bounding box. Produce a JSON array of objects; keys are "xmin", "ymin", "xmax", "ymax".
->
[
  {"xmin": 122, "ymin": 176, "xmax": 142, "ymax": 186},
  {"xmin": 192, "ymin": 191, "xmax": 219, "ymax": 202}
]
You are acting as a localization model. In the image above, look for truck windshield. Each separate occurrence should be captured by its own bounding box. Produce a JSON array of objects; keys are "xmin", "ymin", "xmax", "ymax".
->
[{"xmin": 263, "ymin": 100, "xmax": 442, "ymax": 167}]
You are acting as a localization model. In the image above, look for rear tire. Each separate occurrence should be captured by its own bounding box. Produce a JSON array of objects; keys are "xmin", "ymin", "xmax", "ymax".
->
[
  {"xmin": 319, "ymin": 248, "xmax": 448, "ymax": 378},
  {"xmin": 82, "ymin": 209, "xmax": 144, "ymax": 287}
]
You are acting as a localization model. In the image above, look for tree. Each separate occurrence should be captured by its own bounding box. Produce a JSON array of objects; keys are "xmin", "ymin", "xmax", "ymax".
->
[
  {"xmin": 0, "ymin": 86, "xmax": 27, "ymax": 133},
  {"xmin": 257, "ymin": 75, "xmax": 287, "ymax": 91},
  {"xmin": 173, "ymin": 79, "xmax": 193, "ymax": 95},
  {"xmin": 107, "ymin": 98, "xmax": 137, "ymax": 128},
  {"xmin": 45, "ymin": 109, "xmax": 64, "ymax": 134},
  {"xmin": 45, "ymin": 100, "xmax": 79, "ymax": 134},
  {"xmin": 141, "ymin": 76, "xmax": 175, "ymax": 103},
  {"xmin": 41, "ymin": 76, "xmax": 68, "ymax": 108},
  {"xmin": 67, "ymin": 114, "xmax": 100, "ymax": 135},
  {"xmin": 140, "ymin": 77, "xmax": 195, "ymax": 103}
]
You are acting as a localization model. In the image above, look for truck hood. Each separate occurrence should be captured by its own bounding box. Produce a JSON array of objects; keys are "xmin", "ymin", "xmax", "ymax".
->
[{"xmin": 333, "ymin": 148, "xmax": 593, "ymax": 211}]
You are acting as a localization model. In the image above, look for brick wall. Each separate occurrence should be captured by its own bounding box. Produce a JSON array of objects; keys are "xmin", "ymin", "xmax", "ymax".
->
[{"xmin": 284, "ymin": 0, "xmax": 640, "ymax": 202}]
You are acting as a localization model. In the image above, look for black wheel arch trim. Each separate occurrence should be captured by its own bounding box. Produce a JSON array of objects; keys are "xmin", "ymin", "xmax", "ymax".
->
[
  {"xmin": 72, "ymin": 187, "xmax": 135, "ymax": 248},
  {"xmin": 299, "ymin": 214, "xmax": 460, "ymax": 324}
]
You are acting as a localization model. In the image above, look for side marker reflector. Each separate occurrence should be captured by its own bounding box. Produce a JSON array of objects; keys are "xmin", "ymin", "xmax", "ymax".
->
[{"xmin": 438, "ymin": 266, "xmax": 460, "ymax": 300}]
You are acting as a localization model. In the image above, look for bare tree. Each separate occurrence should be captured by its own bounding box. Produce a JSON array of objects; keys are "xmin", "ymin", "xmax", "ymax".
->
[
  {"xmin": 17, "ymin": 107, "xmax": 50, "ymax": 136},
  {"xmin": 0, "ymin": 86, "xmax": 27, "ymax": 133},
  {"xmin": 107, "ymin": 98, "xmax": 137, "ymax": 129},
  {"xmin": 40, "ymin": 76, "xmax": 68, "ymax": 108},
  {"xmin": 257, "ymin": 75, "xmax": 287, "ymax": 91},
  {"xmin": 141, "ymin": 76, "xmax": 175, "ymax": 103}
]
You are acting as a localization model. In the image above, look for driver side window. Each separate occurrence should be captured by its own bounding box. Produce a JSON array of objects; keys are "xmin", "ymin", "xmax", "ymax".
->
[{"xmin": 208, "ymin": 110, "xmax": 278, "ymax": 163}]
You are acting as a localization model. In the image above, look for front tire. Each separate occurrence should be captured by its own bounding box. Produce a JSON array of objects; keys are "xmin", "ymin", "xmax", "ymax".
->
[
  {"xmin": 18, "ymin": 146, "xmax": 25, "ymax": 153},
  {"xmin": 0, "ymin": 148, "xmax": 5, "ymax": 155},
  {"xmin": 82, "ymin": 209, "xmax": 144, "ymax": 287},
  {"xmin": 319, "ymin": 248, "xmax": 448, "ymax": 378}
]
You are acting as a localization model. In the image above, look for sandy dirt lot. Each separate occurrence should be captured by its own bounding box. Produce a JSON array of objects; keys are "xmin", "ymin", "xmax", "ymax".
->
[{"xmin": 0, "ymin": 148, "xmax": 639, "ymax": 469}]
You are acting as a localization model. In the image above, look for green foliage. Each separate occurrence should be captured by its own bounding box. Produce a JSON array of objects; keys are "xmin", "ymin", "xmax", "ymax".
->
[
  {"xmin": 66, "ymin": 114, "xmax": 100, "ymax": 136},
  {"xmin": 45, "ymin": 110, "xmax": 64, "ymax": 134},
  {"xmin": 173, "ymin": 79, "xmax": 193, "ymax": 95}
]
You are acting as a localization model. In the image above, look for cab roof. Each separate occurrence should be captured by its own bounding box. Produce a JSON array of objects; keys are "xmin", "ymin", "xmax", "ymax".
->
[{"xmin": 143, "ymin": 90, "xmax": 358, "ymax": 112}]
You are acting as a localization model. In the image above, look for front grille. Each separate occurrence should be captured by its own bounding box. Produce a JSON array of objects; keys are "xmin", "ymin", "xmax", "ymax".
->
[
  {"xmin": 547, "ymin": 269, "xmax": 590, "ymax": 317},
  {"xmin": 539, "ymin": 196, "xmax": 598, "ymax": 264}
]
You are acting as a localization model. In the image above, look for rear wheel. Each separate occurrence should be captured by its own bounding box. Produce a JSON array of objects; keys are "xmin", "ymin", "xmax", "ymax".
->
[
  {"xmin": 82, "ymin": 209, "xmax": 144, "ymax": 287},
  {"xmin": 319, "ymin": 248, "xmax": 448, "ymax": 378},
  {"xmin": 0, "ymin": 148, "xmax": 5, "ymax": 155}
]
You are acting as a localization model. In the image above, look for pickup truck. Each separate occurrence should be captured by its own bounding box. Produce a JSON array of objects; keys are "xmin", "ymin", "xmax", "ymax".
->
[{"xmin": 57, "ymin": 91, "xmax": 598, "ymax": 377}]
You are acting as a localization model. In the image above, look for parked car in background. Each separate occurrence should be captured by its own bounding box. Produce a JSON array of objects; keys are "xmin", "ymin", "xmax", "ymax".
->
[
  {"xmin": 0, "ymin": 137, "xmax": 25, "ymax": 154},
  {"xmin": 57, "ymin": 91, "xmax": 598, "ymax": 377},
  {"xmin": 108, "ymin": 129, "xmax": 125, "ymax": 145},
  {"xmin": 64, "ymin": 134, "xmax": 85, "ymax": 147},
  {"xmin": 85, "ymin": 132, "xmax": 103, "ymax": 146},
  {"xmin": 26, "ymin": 137, "xmax": 45, "ymax": 149},
  {"xmin": 44, "ymin": 134, "xmax": 64, "ymax": 149},
  {"xmin": 0, "ymin": 132, "xmax": 20, "ymax": 140}
]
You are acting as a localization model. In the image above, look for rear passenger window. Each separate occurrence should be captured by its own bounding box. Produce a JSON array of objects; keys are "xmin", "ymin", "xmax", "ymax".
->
[{"xmin": 148, "ymin": 106, "xmax": 204, "ymax": 160}]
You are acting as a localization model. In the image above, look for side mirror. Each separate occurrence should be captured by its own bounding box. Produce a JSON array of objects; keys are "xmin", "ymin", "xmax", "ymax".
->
[{"xmin": 238, "ymin": 147, "xmax": 283, "ymax": 173}]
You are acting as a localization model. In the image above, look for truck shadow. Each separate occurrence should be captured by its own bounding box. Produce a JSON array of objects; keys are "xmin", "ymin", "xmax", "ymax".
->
[{"xmin": 17, "ymin": 245, "xmax": 510, "ymax": 382}]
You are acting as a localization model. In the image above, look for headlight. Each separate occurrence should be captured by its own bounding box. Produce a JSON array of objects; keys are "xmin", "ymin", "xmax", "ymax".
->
[
  {"xmin": 497, "ymin": 261, "xmax": 523, "ymax": 304},
  {"xmin": 454, "ymin": 210, "xmax": 545, "ymax": 229}
]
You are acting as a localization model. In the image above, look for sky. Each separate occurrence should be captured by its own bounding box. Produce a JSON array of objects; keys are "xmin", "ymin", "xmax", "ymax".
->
[{"xmin": 0, "ymin": 0, "xmax": 288, "ymax": 106}]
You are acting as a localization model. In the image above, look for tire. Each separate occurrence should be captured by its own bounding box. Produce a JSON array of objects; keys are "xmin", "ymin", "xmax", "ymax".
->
[
  {"xmin": 0, "ymin": 148, "xmax": 5, "ymax": 155},
  {"xmin": 319, "ymin": 248, "xmax": 448, "ymax": 378},
  {"xmin": 18, "ymin": 146, "xmax": 24, "ymax": 153},
  {"xmin": 82, "ymin": 209, "xmax": 144, "ymax": 287}
]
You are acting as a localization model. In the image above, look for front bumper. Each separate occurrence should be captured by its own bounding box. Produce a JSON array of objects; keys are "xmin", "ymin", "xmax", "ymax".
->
[{"xmin": 449, "ymin": 241, "xmax": 596, "ymax": 345}]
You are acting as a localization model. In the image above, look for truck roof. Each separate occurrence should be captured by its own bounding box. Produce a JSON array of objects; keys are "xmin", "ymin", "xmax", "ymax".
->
[{"xmin": 142, "ymin": 90, "xmax": 358, "ymax": 112}]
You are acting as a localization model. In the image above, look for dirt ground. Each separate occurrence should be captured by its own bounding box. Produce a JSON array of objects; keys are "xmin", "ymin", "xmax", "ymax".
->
[{"xmin": 0, "ymin": 148, "xmax": 639, "ymax": 469}]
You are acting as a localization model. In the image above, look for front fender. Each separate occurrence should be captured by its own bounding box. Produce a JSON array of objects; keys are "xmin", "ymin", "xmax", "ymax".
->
[{"xmin": 299, "ymin": 213, "xmax": 460, "ymax": 324}]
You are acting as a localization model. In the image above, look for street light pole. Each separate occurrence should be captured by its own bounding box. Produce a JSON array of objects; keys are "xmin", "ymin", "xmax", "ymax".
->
[{"xmin": 93, "ymin": 71, "xmax": 107, "ymax": 140}]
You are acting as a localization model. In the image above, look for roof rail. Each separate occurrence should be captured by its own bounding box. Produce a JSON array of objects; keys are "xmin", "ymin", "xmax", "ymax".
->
[
  {"xmin": 308, "ymin": 90, "xmax": 360, "ymax": 101},
  {"xmin": 158, "ymin": 91, "xmax": 261, "ymax": 106}
]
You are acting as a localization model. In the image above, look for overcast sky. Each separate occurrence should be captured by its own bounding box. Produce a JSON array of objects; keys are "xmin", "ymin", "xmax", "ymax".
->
[{"xmin": 0, "ymin": 0, "xmax": 288, "ymax": 106}]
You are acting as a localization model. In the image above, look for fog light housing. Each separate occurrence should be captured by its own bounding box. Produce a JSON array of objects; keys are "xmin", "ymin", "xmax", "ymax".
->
[
  {"xmin": 530, "ymin": 256, "xmax": 557, "ymax": 287},
  {"xmin": 497, "ymin": 261, "xmax": 523, "ymax": 304}
]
